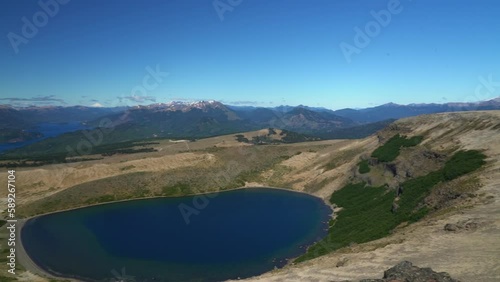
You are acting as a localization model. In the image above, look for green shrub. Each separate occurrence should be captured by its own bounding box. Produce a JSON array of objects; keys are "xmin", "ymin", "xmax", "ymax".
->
[
  {"xmin": 162, "ymin": 182, "xmax": 191, "ymax": 196},
  {"xmin": 358, "ymin": 160, "xmax": 370, "ymax": 174},
  {"xmin": 296, "ymin": 183, "xmax": 395, "ymax": 262},
  {"xmin": 296, "ymin": 149, "xmax": 486, "ymax": 262},
  {"xmin": 234, "ymin": 134, "xmax": 249, "ymax": 143},
  {"xmin": 371, "ymin": 134, "xmax": 423, "ymax": 162},
  {"xmin": 442, "ymin": 150, "xmax": 486, "ymax": 180}
]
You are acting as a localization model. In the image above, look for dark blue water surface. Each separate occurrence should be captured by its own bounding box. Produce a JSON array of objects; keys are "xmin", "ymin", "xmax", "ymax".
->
[
  {"xmin": 0, "ymin": 122, "xmax": 88, "ymax": 153},
  {"xmin": 22, "ymin": 188, "xmax": 331, "ymax": 282}
]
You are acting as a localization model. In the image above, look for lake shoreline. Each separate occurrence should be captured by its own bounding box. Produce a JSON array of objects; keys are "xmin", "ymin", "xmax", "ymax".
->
[
  {"xmin": 20, "ymin": 185, "xmax": 332, "ymax": 220},
  {"xmin": 16, "ymin": 219, "xmax": 78, "ymax": 282},
  {"xmin": 18, "ymin": 186, "xmax": 333, "ymax": 282}
]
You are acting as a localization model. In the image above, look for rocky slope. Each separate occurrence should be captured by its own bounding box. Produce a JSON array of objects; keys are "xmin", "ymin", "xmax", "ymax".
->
[
  {"xmin": 361, "ymin": 261, "xmax": 459, "ymax": 282},
  {"xmin": 233, "ymin": 111, "xmax": 500, "ymax": 282}
]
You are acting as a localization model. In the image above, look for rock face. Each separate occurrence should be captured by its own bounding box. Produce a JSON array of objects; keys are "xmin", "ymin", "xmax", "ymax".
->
[{"xmin": 360, "ymin": 261, "xmax": 459, "ymax": 282}]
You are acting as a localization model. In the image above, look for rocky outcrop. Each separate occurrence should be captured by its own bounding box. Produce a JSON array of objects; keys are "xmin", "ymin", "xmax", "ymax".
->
[
  {"xmin": 353, "ymin": 147, "xmax": 447, "ymax": 189},
  {"xmin": 444, "ymin": 219, "xmax": 480, "ymax": 232},
  {"xmin": 360, "ymin": 261, "xmax": 459, "ymax": 282}
]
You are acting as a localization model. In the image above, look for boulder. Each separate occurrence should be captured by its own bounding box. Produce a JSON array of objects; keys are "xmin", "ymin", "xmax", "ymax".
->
[
  {"xmin": 444, "ymin": 219, "xmax": 479, "ymax": 232},
  {"xmin": 359, "ymin": 261, "xmax": 459, "ymax": 282}
]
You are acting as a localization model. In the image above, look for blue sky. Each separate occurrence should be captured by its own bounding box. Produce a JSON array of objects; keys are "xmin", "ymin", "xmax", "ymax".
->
[{"xmin": 1, "ymin": 0, "xmax": 499, "ymax": 109}]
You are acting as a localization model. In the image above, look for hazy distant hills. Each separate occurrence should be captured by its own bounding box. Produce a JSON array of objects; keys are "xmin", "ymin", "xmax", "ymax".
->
[
  {"xmin": 96, "ymin": 101, "xmax": 254, "ymax": 139},
  {"xmin": 333, "ymin": 100, "xmax": 500, "ymax": 123},
  {"xmin": 0, "ymin": 105, "xmax": 123, "ymax": 129},
  {"xmin": 229, "ymin": 98, "xmax": 500, "ymax": 124},
  {"xmin": 0, "ymin": 105, "xmax": 27, "ymax": 129},
  {"xmin": 1, "ymin": 98, "xmax": 499, "ymax": 151},
  {"xmin": 84, "ymin": 101, "xmax": 359, "ymax": 140},
  {"xmin": 0, "ymin": 105, "xmax": 124, "ymax": 143}
]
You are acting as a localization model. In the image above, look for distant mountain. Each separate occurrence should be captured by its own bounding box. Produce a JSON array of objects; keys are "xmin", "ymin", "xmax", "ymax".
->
[
  {"xmin": 0, "ymin": 105, "xmax": 27, "ymax": 129},
  {"xmin": 4, "ymin": 98, "xmax": 498, "ymax": 132},
  {"xmin": 18, "ymin": 106, "xmax": 126, "ymax": 124},
  {"xmin": 268, "ymin": 107, "xmax": 357, "ymax": 132},
  {"xmin": 0, "ymin": 105, "xmax": 127, "ymax": 144},
  {"xmin": 332, "ymin": 98, "xmax": 500, "ymax": 123},
  {"xmin": 0, "ymin": 101, "xmax": 362, "ymax": 157},
  {"xmin": 2, "ymin": 97, "xmax": 500, "ymax": 156},
  {"xmin": 229, "ymin": 97, "xmax": 500, "ymax": 124},
  {"xmin": 228, "ymin": 104, "xmax": 335, "ymax": 114},
  {"xmin": 84, "ymin": 101, "xmax": 357, "ymax": 141},
  {"xmin": 94, "ymin": 101, "xmax": 252, "ymax": 140},
  {"xmin": 0, "ymin": 105, "xmax": 125, "ymax": 128},
  {"xmin": 228, "ymin": 105, "xmax": 356, "ymax": 132}
]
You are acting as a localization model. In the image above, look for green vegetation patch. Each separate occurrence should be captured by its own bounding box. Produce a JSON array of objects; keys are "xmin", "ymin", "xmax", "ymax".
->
[
  {"xmin": 296, "ymin": 149, "xmax": 486, "ymax": 262},
  {"xmin": 0, "ymin": 128, "xmax": 42, "ymax": 143},
  {"xmin": 358, "ymin": 160, "xmax": 370, "ymax": 174},
  {"xmin": 0, "ymin": 275, "xmax": 17, "ymax": 281},
  {"xmin": 371, "ymin": 134, "xmax": 423, "ymax": 162},
  {"xmin": 161, "ymin": 182, "xmax": 193, "ymax": 196},
  {"xmin": 279, "ymin": 129, "xmax": 320, "ymax": 143},
  {"xmin": 234, "ymin": 134, "xmax": 249, "ymax": 143},
  {"xmin": 84, "ymin": 195, "xmax": 116, "ymax": 205},
  {"xmin": 0, "ymin": 140, "xmax": 159, "ymax": 167},
  {"xmin": 442, "ymin": 150, "xmax": 487, "ymax": 180}
]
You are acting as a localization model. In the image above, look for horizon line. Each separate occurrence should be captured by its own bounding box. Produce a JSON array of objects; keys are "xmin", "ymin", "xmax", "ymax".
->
[{"xmin": 1, "ymin": 96, "xmax": 499, "ymax": 111}]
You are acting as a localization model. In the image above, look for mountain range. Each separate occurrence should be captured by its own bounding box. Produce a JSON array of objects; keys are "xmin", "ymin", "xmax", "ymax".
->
[{"xmin": 1, "ymin": 98, "xmax": 499, "ymax": 152}]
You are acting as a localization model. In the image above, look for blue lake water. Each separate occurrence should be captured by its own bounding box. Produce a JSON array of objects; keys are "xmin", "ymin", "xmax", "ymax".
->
[
  {"xmin": 22, "ymin": 188, "xmax": 331, "ymax": 282},
  {"xmin": 0, "ymin": 122, "xmax": 88, "ymax": 153}
]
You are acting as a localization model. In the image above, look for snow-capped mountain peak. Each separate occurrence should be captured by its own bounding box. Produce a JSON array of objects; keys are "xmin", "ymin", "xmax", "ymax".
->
[{"xmin": 132, "ymin": 100, "xmax": 226, "ymax": 112}]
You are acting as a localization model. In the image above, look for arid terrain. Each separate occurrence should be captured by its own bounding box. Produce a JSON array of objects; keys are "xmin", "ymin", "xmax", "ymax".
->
[
  {"xmin": 233, "ymin": 111, "xmax": 500, "ymax": 282},
  {"xmin": 1, "ymin": 111, "xmax": 499, "ymax": 281}
]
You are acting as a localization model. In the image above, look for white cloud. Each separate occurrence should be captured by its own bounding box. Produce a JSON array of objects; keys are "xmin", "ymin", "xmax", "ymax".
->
[{"xmin": 120, "ymin": 95, "xmax": 157, "ymax": 103}]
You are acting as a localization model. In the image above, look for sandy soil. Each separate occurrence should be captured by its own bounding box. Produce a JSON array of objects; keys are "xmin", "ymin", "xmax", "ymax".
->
[{"xmin": 0, "ymin": 152, "xmax": 215, "ymax": 206}]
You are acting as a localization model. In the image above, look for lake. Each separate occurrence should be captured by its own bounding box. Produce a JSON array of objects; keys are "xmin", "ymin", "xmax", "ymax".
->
[{"xmin": 21, "ymin": 188, "xmax": 331, "ymax": 282}]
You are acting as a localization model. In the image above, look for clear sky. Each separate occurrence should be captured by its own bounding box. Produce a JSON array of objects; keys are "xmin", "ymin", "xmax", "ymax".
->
[{"xmin": 1, "ymin": 0, "xmax": 499, "ymax": 109}]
